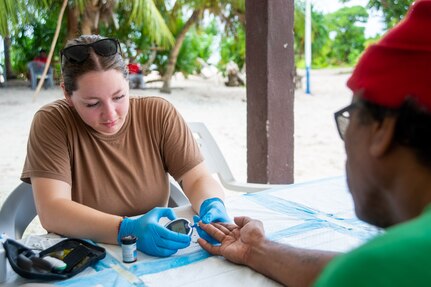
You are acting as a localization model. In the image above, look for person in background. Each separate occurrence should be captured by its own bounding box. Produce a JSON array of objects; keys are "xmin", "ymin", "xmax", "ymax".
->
[
  {"xmin": 198, "ymin": 0, "xmax": 431, "ymax": 286},
  {"xmin": 127, "ymin": 56, "xmax": 146, "ymax": 89},
  {"xmin": 21, "ymin": 35, "xmax": 230, "ymax": 257},
  {"xmin": 28, "ymin": 49, "xmax": 49, "ymax": 86},
  {"xmin": 33, "ymin": 49, "xmax": 48, "ymax": 63}
]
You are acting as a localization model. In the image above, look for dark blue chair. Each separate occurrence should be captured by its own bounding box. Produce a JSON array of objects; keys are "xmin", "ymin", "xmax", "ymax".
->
[{"xmin": 27, "ymin": 61, "xmax": 54, "ymax": 90}]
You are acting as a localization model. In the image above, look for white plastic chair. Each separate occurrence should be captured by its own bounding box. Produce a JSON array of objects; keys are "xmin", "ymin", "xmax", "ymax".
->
[
  {"xmin": 0, "ymin": 63, "xmax": 6, "ymax": 87},
  {"xmin": 0, "ymin": 181, "xmax": 188, "ymax": 240},
  {"xmin": 0, "ymin": 183, "xmax": 36, "ymax": 240},
  {"xmin": 188, "ymin": 122, "xmax": 288, "ymax": 193}
]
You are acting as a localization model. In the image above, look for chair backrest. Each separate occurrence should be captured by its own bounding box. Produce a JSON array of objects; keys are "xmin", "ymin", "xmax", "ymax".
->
[
  {"xmin": 0, "ymin": 182, "xmax": 35, "ymax": 239},
  {"xmin": 27, "ymin": 61, "xmax": 54, "ymax": 90},
  {"xmin": 187, "ymin": 122, "xmax": 236, "ymax": 185},
  {"xmin": 0, "ymin": 181, "xmax": 188, "ymax": 240},
  {"xmin": 27, "ymin": 61, "xmax": 49, "ymax": 76},
  {"xmin": 188, "ymin": 122, "xmax": 283, "ymax": 193}
]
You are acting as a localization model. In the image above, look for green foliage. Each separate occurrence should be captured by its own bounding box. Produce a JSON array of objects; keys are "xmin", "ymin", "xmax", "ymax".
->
[
  {"xmin": 341, "ymin": 0, "xmax": 414, "ymax": 29},
  {"xmin": 294, "ymin": 2, "xmax": 379, "ymax": 68},
  {"xmin": 96, "ymin": 1, "xmax": 174, "ymax": 50},
  {"xmin": 4, "ymin": 0, "xmax": 202, "ymax": 79},
  {"xmin": 125, "ymin": 0, "xmax": 174, "ymax": 48},
  {"xmin": 0, "ymin": 0, "xmax": 49, "ymax": 37},
  {"xmin": 98, "ymin": 10, "xmax": 154, "ymax": 61},
  {"xmin": 4, "ymin": 0, "xmax": 414, "ymax": 80},
  {"xmin": 325, "ymin": 6, "xmax": 368, "ymax": 65},
  {"xmin": 176, "ymin": 22, "xmax": 217, "ymax": 76},
  {"xmin": 218, "ymin": 21, "xmax": 245, "ymax": 74},
  {"xmin": 9, "ymin": 7, "xmax": 66, "ymax": 77},
  {"xmin": 367, "ymin": 0, "xmax": 413, "ymax": 28},
  {"xmin": 153, "ymin": 19, "xmax": 218, "ymax": 77},
  {"xmin": 294, "ymin": 1, "xmax": 330, "ymax": 68}
]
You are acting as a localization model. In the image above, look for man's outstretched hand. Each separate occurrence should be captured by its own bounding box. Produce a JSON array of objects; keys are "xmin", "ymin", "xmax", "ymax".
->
[{"xmin": 197, "ymin": 216, "xmax": 266, "ymax": 265}]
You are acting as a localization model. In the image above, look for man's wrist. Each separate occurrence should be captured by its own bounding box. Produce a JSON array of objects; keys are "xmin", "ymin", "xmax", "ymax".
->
[{"xmin": 246, "ymin": 238, "xmax": 271, "ymax": 270}]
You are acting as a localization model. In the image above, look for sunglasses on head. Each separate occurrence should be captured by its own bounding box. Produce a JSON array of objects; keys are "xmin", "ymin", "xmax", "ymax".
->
[{"xmin": 60, "ymin": 38, "xmax": 121, "ymax": 64}]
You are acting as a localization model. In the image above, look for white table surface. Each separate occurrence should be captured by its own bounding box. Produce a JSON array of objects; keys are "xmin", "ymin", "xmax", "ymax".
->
[{"xmin": 2, "ymin": 176, "xmax": 380, "ymax": 287}]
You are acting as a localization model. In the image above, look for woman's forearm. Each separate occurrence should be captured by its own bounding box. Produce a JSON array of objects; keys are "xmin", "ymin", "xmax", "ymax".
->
[
  {"xmin": 32, "ymin": 177, "xmax": 123, "ymax": 244},
  {"xmin": 186, "ymin": 176, "xmax": 225, "ymax": 213},
  {"xmin": 39, "ymin": 198, "xmax": 123, "ymax": 244},
  {"xmin": 180, "ymin": 163, "xmax": 225, "ymax": 213}
]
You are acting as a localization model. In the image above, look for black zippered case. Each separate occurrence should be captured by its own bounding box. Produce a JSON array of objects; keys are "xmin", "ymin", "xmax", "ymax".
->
[{"xmin": 3, "ymin": 238, "xmax": 105, "ymax": 280}]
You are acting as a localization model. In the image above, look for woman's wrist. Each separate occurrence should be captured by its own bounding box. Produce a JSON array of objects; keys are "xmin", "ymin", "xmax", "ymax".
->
[{"xmin": 116, "ymin": 216, "xmax": 126, "ymax": 244}]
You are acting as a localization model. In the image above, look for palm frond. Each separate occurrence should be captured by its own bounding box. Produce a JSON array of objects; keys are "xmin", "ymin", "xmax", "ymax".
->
[
  {"xmin": 0, "ymin": 0, "xmax": 21, "ymax": 35},
  {"xmin": 127, "ymin": 0, "xmax": 174, "ymax": 48},
  {"xmin": 0, "ymin": 0, "xmax": 52, "ymax": 36}
]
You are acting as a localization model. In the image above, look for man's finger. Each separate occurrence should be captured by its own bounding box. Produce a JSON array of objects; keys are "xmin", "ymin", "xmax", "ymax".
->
[
  {"xmin": 234, "ymin": 216, "xmax": 252, "ymax": 227},
  {"xmin": 213, "ymin": 222, "xmax": 233, "ymax": 234},
  {"xmin": 197, "ymin": 238, "xmax": 222, "ymax": 255},
  {"xmin": 199, "ymin": 222, "xmax": 226, "ymax": 242},
  {"xmin": 215, "ymin": 222, "xmax": 238, "ymax": 232}
]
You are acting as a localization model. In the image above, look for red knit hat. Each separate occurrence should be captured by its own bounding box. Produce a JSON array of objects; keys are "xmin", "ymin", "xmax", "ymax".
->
[{"xmin": 347, "ymin": 0, "xmax": 431, "ymax": 111}]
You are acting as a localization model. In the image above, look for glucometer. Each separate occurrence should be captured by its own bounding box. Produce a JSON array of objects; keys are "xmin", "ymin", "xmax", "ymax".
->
[{"xmin": 164, "ymin": 218, "xmax": 193, "ymax": 236}]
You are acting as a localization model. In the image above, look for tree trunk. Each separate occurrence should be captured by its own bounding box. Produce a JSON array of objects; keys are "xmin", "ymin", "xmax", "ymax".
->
[
  {"xmin": 33, "ymin": 0, "xmax": 68, "ymax": 101},
  {"xmin": 160, "ymin": 9, "xmax": 203, "ymax": 94},
  {"xmin": 224, "ymin": 61, "xmax": 244, "ymax": 87},
  {"xmin": 141, "ymin": 47, "xmax": 159, "ymax": 73},
  {"xmin": 81, "ymin": 15, "xmax": 94, "ymax": 35},
  {"xmin": 82, "ymin": 2, "xmax": 100, "ymax": 35},
  {"xmin": 4, "ymin": 34, "xmax": 15, "ymax": 79},
  {"xmin": 66, "ymin": 4, "xmax": 80, "ymax": 40}
]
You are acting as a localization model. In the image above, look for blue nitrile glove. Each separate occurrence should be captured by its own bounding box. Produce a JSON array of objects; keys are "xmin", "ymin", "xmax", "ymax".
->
[
  {"xmin": 118, "ymin": 207, "xmax": 191, "ymax": 257},
  {"xmin": 193, "ymin": 198, "xmax": 231, "ymax": 244}
]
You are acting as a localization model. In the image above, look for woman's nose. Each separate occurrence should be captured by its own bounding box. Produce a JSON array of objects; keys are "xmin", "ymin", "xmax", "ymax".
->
[{"xmin": 103, "ymin": 103, "xmax": 116, "ymax": 119}]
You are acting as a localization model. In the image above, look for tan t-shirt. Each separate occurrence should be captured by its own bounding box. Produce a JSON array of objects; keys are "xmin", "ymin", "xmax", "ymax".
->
[{"xmin": 21, "ymin": 97, "xmax": 203, "ymax": 216}]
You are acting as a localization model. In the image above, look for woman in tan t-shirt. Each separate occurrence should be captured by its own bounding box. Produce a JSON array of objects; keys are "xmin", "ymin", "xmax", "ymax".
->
[{"xmin": 21, "ymin": 35, "xmax": 230, "ymax": 257}]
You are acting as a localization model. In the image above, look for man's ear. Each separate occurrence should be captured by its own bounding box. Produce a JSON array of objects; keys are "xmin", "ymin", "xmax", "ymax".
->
[
  {"xmin": 60, "ymin": 82, "xmax": 73, "ymax": 107},
  {"xmin": 369, "ymin": 117, "xmax": 397, "ymax": 157}
]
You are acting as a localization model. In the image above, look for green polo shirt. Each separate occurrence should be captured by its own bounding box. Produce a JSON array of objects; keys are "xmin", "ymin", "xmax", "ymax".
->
[{"xmin": 314, "ymin": 205, "xmax": 431, "ymax": 287}]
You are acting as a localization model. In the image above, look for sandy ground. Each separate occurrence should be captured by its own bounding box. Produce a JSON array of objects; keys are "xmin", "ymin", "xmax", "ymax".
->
[{"xmin": 0, "ymin": 69, "xmax": 352, "ymax": 233}]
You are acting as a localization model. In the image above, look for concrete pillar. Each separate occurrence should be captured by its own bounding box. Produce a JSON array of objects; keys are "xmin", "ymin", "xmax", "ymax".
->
[{"xmin": 246, "ymin": 0, "xmax": 295, "ymax": 184}]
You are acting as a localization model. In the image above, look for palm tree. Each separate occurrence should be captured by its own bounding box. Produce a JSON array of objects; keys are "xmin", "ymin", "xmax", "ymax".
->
[
  {"xmin": 160, "ymin": 0, "xmax": 245, "ymax": 93},
  {"xmin": 160, "ymin": 8, "xmax": 203, "ymax": 93},
  {"xmin": 0, "ymin": 0, "xmax": 174, "ymax": 80},
  {"xmin": 0, "ymin": 0, "xmax": 49, "ymax": 78},
  {"xmin": 69, "ymin": 0, "xmax": 173, "ymax": 46}
]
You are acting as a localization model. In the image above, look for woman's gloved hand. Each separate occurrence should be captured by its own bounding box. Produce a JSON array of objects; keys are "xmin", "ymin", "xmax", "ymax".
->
[
  {"xmin": 118, "ymin": 207, "xmax": 191, "ymax": 257},
  {"xmin": 193, "ymin": 198, "xmax": 231, "ymax": 244}
]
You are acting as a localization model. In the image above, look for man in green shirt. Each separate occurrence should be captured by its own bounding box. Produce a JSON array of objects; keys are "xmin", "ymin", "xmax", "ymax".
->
[{"xmin": 196, "ymin": 0, "xmax": 431, "ymax": 286}]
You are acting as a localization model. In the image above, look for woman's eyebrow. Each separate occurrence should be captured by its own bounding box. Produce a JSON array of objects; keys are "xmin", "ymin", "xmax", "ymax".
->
[
  {"xmin": 81, "ymin": 89, "xmax": 123, "ymax": 100},
  {"xmin": 111, "ymin": 89, "xmax": 122, "ymax": 96}
]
